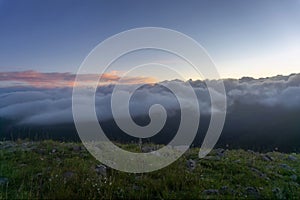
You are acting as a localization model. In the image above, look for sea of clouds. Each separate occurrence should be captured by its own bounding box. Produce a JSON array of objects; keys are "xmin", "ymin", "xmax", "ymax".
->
[{"xmin": 0, "ymin": 73, "xmax": 299, "ymax": 125}]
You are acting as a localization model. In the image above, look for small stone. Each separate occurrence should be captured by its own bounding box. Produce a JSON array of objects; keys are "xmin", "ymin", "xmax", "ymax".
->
[
  {"xmin": 3, "ymin": 144, "xmax": 13, "ymax": 149},
  {"xmin": 215, "ymin": 148, "xmax": 225, "ymax": 157},
  {"xmin": 133, "ymin": 185, "xmax": 140, "ymax": 191},
  {"xmin": 36, "ymin": 172, "xmax": 43, "ymax": 177},
  {"xmin": 262, "ymin": 154, "xmax": 274, "ymax": 161},
  {"xmin": 266, "ymin": 165, "xmax": 274, "ymax": 169},
  {"xmin": 272, "ymin": 187, "xmax": 283, "ymax": 198},
  {"xmin": 220, "ymin": 186, "xmax": 228, "ymax": 190},
  {"xmin": 247, "ymin": 150, "xmax": 256, "ymax": 154},
  {"xmin": 141, "ymin": 146, "xmax": 156, "ymax": 153},
  {"xmin": 290, "ymin": 174, "xmax": 297, "ymax": 181},
  {"xmin": 272, "ymin": 187, "xmax": 281, "ymax": 193},
  {"xmin": 95, "ymin": 164, "xmax": 107, "ymax": 176},
  {"xmin": 35, "ymin": 148, "xmax": 46, "ymax": 155},
  {"xmin": 186, "ymin": 159, "xmax": 196, "ymax": 170},
  {"xmin": 203, "ymin": 156, "xmax": 221, "ymax": 161},
  {"xmin": 245, "ymin": 187, "xmax": 259, "ymax": 197},
  {"xmin": 150, "ymin": 151, "xmax": 161, "ymax": 157},
  {"xmin": 63, "ymin": 171, "xmax": 75, "ymax": 179},
  {"xmin": 73, "ymin": 146, "xmax": 81, "ymax": 152},
  {"xmin": 250, "ymin": 167, "xmax": 268, "ymax": 179},
  {"xmin": 280, "ymin": 164, "xmax": 295, "ymax": 171},
  {"xmin": 250, "ymin": 167, "xmax": 259, "ymax": 173},
  {"xmin": 287, "ymin": 155, "xmax": 298, "ymax": 161},
  {"xmin": 203, "ymin": 189, "xmax": 219, "ymax": 195},
  {"xmin": 219, "ymin": 186, "xmax": 234, "ymax": 195},
  {"xmin": 0, "ymin": 177, "xmax": 9, "ymax": 185}
]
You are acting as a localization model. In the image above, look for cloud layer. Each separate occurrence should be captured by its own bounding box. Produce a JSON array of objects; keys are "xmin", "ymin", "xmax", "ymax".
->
[{"xmin": 0, "ymin": 72, "xmax": 299, "ymax": 126}]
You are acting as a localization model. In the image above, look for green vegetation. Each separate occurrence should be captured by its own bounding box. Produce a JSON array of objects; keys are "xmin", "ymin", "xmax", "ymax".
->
[{"xmin": 0, "ymin": 140, "xmax": 299, "ymax": 199}]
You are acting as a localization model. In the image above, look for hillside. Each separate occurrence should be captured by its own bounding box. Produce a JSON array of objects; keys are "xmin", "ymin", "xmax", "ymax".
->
[{"xmin": 0, "ymin": 140, "xmax": 299, "ymax": 199}]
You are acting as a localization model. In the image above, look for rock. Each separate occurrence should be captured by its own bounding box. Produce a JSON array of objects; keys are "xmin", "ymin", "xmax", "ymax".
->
[
  {"xmin": 245, "ymin": 187, "xmax": 259, "ymax": 197},
  {"xmin": 250, "ymin": 167, "xmax": 268, "ymax": 179},
  {"xmin": 134, "ymin": 175, "xmax": 142, "ymax": 181},
  {"xmin": 247, "ymin": 150, "xmax": 256, "ymax": 154},
  {"xmin": 287, "ymin": 155, "xmax": 298, "ymax": 161},
  {"xmin": 133, "ymin": 185, "xmax": 141, "ymax": 191},
  {"xmin": 272, "ymin": 187, "xmax": 281, "ymax": 193},
  {"xmin": 262, "ymin": 154, "xmax": 274, "ymax": 161},
  {"xmin": 174, "ymin": 145, "xmax": 189, "ymax": 152},
  {"xmin": 186, "ymin": 159, "xmax": 196, "ymax": 170},
  {"xmin": 36, "ymin": 172, "xmax": 43, "ymax": 177},
  {"xmin": 19, "ymin": 163, "xmax": 27, "ymax": 167},
  {"xmin": 141, "ymin": 146, "xmax": 157, "ymax": 153},
  {"xmin": 0, "ymin": 177, "xmax": 9, "ymax": 185},
  {"xmin": 219, "ymin": 186, "xmax": 234, "ymax": 195},
  {"xmin": 266, "ymin": 165, "xmax": 274, "ymax": 169},
  {"xmin": 280, "ymin": 164, "xmax": 295, "ymax": 171},
  {"xmin": 95, "ymin": 164, "xmax": 108, "ymax": 176},
  {"xmin": 6, "ymin": 148, "xmax": 17, "ymax": 153},
  {"xmin": 35, "ymin": 148, "xmax": 46, "ymax": 155},
  {"xmin": 73, "ymin": 146, "xmax": 81, "ymax": 152},
  {"xmin": 51, "ymin": 148, "xmax": 57, "ymax": 153},
  {"xmin": 2, "ymin": 144, "xmax": 14, "ymax": 149},
  {"xmin": 220, "ymin": 186, "xmax": 228, "ymax": 190},
  {"xmin": 22, "ymin": 146, "xmax": 36, "ymax": 152},
  {"xmin": 63, "ymin": 171, "xmax": 75, "ymax": 179},
  {"xmin": 272, "ymin": 187, "xmax": 283, "ymax": 198},
  {"xmin": 21, "ymin": 142, "xmax": 30, "ymax": 148},
  {"xmin": 203, "ymin": 156, "xmax": 221, "ymax": 161},
  {"xmin": 215, "ymin": 148, "xmax": 225, "ymax": 157},
  {"xmin": 203, "ymin": 189, "xmax": 219, "ymax": 195},
  {"xmin": 290, "ymin": 174, "xmax": 297, "ymax": 181},
  {"xmin": 150, "ymin": 151, "xmax": 161, "ymax": 157}
]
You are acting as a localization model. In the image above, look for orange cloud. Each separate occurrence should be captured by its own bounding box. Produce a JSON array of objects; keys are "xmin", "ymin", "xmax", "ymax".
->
[{"xmin": 0, "ymin": 70, "xmax": 157, "ymax": 88}]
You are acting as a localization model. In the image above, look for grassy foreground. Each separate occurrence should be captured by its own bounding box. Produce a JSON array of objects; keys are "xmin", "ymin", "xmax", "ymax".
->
[{"xmin": 0, "ymin": 140, "xmax": 300, "ymax": 199}]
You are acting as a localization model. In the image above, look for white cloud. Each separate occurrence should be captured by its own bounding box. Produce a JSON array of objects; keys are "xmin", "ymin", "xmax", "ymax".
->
[{"xmin": 0, "ymin": 73, "xmax": 299, "ymax": 125}]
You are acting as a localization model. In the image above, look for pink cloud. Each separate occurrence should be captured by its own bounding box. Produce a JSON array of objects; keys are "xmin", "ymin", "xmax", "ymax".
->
[{"xmin": 0, "ymin": 70, "xmax": 157, "ymax": 88}]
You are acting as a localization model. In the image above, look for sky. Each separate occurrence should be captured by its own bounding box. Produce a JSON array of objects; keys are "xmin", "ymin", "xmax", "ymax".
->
[
  {"xmin": 0, "ymin": 0, "xmax": 300, "ymax": 80},
  {"xmin": 0, "ymin": 0, "xmax": 300, "ymax": 151}
]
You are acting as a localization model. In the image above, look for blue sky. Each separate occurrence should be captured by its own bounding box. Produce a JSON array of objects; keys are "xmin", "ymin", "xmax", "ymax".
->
[{"xmin": 0, "ymin": 0, "xmax": 299, "ymax": 79}]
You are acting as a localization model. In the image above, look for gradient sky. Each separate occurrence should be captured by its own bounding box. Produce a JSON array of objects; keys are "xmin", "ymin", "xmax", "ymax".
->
[{"xmin": 0, "ymin": 0, "xmax": 300, "ymax": 79}]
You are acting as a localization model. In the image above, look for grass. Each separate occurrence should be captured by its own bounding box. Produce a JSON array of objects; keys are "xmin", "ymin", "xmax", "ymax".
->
[{"xmin": 0, "ymin": 140, "xmax": 299, "ymax": 199}]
